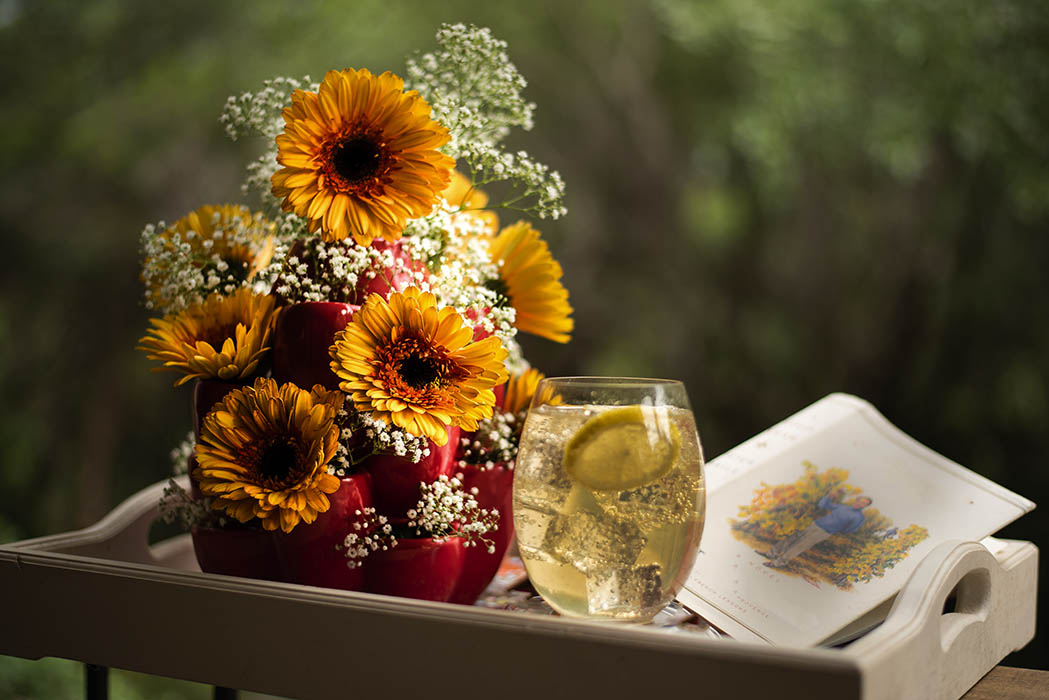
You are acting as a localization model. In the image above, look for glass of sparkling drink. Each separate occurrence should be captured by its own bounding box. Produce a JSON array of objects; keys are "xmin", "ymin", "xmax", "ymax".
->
[{"xmin": 513, "ymin": 377, "xmax": 705, "ymax": 622}]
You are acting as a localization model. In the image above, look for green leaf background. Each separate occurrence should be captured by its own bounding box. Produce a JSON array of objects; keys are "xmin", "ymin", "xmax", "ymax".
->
[{"xmin": 2, "ymin": 0, "xmax": 1047, "ymax": 691}]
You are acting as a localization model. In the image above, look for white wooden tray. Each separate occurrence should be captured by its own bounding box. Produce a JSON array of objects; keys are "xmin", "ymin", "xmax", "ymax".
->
[{"xmin": 0, "ymin": 477, "xmax": 1037, "ymax": 700}]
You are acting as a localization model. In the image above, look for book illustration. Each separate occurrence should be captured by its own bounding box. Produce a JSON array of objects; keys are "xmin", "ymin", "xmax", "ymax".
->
[
  {"xmin": 730, "ymin": 461, "xmax": 929, "ymax": 590},
  {"xmin": 678, "ymin": 394, "xmax": 1033, "ymax": 646}
]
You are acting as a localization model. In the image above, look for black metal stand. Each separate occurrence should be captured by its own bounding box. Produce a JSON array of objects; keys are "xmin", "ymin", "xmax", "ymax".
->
[
  {"xmin": 85, "ymin": 664, "xmax": 108, "ymax": 700},
  {"xmin": 83, "ymin": 662, "xmax": 237, "ymax": 699}
]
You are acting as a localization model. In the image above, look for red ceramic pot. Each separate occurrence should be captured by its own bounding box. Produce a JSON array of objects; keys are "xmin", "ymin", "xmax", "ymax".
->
[
  {"xmin": 447, "ymin": 462, "xmax": 516, "ymax": 605},
  {"xmin": 191, "ymin": 526, "xmax": 284, "ymax": 582},
  {"xmin": 271, "ymin": 301, "xmax": 358, "ymax": 391},
  {"xmin": 186, "ymin": 454, "xmax": 204, "ymax": 501},
  {"xmin": 359, "ymin": 425, "xmax": 460, "ymax": 518},
  {"xmin": 463, "ymin": 306, "xmax": 495, "ymax": 341},
  {"xmin": 192, "ymin": 379, "xmax": 242, "ymax": 438},
  {"xmin": 364, "ymin": 536, "xmax": 465, "ymax": 602},
  {"xmin": 273, "ymin": 473, "xmax": 374, "ymax": 592},
  {"xmin": 352, "ymin": 239, "xmax": 425, "ymax": 302}
]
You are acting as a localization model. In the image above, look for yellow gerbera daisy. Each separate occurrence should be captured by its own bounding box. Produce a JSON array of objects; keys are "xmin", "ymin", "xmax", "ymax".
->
[
  {"xmin": 271, "ymin": 68, "xmax": 455, "ymax": 246},
  {"xmin": 138, "ymin": 288, "xmax": 280, "ymax": 386},
  {"xmin": 170, "ymin": 204, "xmax": 275, "ymax": 279},
  {"xmin": 143, "ymin": 204, "xmax": 275, "ymax": 308},
  {"xmin": 488, "ymin": 221, "xmax": 573, "ymax": 343},
  {"xmin": 443, "ymin": 170, "xmax": 499, "ymax": 237},
  {"xmin": 194, "ymin": 378, "xmax": 343, "ymax": 533},
  {"xmin": 329, "ymin": 287, "xmax": 509, "ymax": 445},
  {"xmin": 503, "ymin": 368, "xmax": 545, "ymax": 415}
]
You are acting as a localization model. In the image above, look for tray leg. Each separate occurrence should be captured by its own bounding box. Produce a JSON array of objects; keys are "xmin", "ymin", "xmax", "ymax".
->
[
  {"xmin": 84, "ymin": 661, "xmax": 237, "ymax": 699},
  {"xmin": 85, "ymin": 663, "xmax": 108, "ymax": 700}
]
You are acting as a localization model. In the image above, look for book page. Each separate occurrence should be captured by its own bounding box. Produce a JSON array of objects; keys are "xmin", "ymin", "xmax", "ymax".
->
[{"xmin": 677, "ymin": 393, "xmax": 1035, "ymax": 647}]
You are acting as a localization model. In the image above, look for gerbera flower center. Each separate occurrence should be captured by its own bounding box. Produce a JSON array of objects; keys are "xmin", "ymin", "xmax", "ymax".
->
[
  {"xmin": 375, "ymin": 333, "xmax": 465, "ymax": 401},
  {"xmin": 333, "ymin": 136, "xmax": 384, "ymax": 184},
  {"xmin": 257, "ymin": 439, "xmax": 299, "ymax": 482},
  {"xmin": 219, "ymin": 255, "xmax": 251, "ymax": 284},
  {"xmin": 201, "ymin": 322, "xmax": 240, "ymax": 350},
  {"xmin": 484, "ymin": 277, "xmax": 511, "ymax": 306},
  {"xmin": 398, "ymin": 355, "xmax": 444, "ymax": 389}
]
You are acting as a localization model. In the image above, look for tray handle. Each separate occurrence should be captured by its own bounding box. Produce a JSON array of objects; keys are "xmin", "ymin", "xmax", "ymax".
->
[
  {"xmin": 848, "ymin": 539, "xmax": 1038, "ymax": 700},
  {"xmin": 11, "ymin": 477, "xmax": 187, "ymax": 566},
  {"xmin": 939, "ymin": 563, "xmax": 991, "ymax": 651}
]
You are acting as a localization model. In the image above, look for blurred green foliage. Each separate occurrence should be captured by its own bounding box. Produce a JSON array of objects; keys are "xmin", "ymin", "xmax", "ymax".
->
[{"xmin": 1, "ymin": 0, "xmax": 1047, "ymax": 690}]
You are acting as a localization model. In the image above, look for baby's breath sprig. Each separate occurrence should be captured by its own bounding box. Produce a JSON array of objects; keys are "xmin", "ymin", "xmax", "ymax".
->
[
  {"xmin": 459, "ymin": 147, "xmax": 567, "ymax": 221},
  {"xmin": 140, "ymin": 207, "xmax": 278, "ymax": 314},
  {"xmin": 274, "ymin": 212, "xmax": 310, "ymax": 241},
  {"xmin": 169, "ymin": 431, "xmax": 196, "ymax": 476},
  {"xmin": 456, "ymin": 412, "xmax": 520, "ymax": 469},
  {"xmin": 406, "ymin": 23, "xmax": 533, "ymax": 152},
  {"xmin": 402, "ymin": 204, "xmax": 520, "ymax": 348},
  {"xmin": 341, "ymin": 506, "xmax": 396, "ymax": 568},
  {"xmin": 158, "ymin": 479, "xmax": 222, "ymax": 531},
  {"xmin": 406, "ymin": 23, "xmax": 566, "ymax": 221},
  {"xmin": 327, "ymin": 408, "xmax": 433, "ymax": 478},
  {"xmin": 221, "ymin": 75, "xmax": 315, "ymax": 142},
  {"xmin": 357, "ymin": 412, "xmax": 431, "ymax": 463},
  {"xmin": 270, "ymin": 236, "xmax": 428, "ymax": 304},
  {"xmin": 406, "ymin": 474, "xmax": 499, "ymax": 553},
  {"xmin": 220, "ymin": 76, "xmax": 318, "ymax": 205}
]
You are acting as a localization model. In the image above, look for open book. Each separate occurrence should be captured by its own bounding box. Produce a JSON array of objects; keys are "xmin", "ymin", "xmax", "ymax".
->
[{"xmin": 675, "ymin": 393, "xmax": 1035, "ymax": 647}]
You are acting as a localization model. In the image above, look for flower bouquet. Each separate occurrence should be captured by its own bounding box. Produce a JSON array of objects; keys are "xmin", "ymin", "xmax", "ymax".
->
[{"xmin": 139, "ymin": 24, "xmax": 571, "ymax": 604}]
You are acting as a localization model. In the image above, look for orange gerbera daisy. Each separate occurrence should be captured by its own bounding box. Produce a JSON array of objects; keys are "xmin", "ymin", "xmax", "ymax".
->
[
  {"xmin": 488, "ymin": 221, "xmax": 573, "ymax": 343},
  {"xmin": 137, "ymin": 288, "xmax": 279, "ymax": 386},
  {"xmin": 503, "ymin": 368, "xmax": 545, "ymax": 415},
  {"xmin": 271, "ymin": 68, "xmax": 454, "ymax": 246},
  {"xmin": 167, "ymin": 204, "xmax": 275, "ymax": 280},
  {"xmin": 329, "ymin": 287, "xmax": 508, "ymax": 445},
  {"xmin": 142, "ymin": 203, "xmax": 275, "ymax": 312},
  {"xmin": 194, "ymin": 378, "xmax": 343, "ymax": 533},
  {"xmin": 443, "ymin": 170, "xmax": 499, "ymax": 237}
]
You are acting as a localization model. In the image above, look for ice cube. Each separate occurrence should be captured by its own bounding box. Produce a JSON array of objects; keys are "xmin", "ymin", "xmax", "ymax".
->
[
  {"xmin": 593, "ymin": 467, "xmax": 703, "ymax": 528},
  {"xmin": 514, "ymin": 501, "xmax": 558, "ymax": 552},
  {"xmin": 559, "ymin": 482, "xmax": 604, "ymax": 517},
  {"xmin": 586, "ymin": 564, "xmax": 664, "ymax": 616},
  {"xmin": 513, "ymin": 476, "xmax": 565, "ymax": 515},
  {"xmin": 541, "ymin": 510, "xmax": 647, "ymax": 572}
]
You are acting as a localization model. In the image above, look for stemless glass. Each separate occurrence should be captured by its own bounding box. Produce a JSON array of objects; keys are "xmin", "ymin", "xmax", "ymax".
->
[{"xmin": 513, "ymin": 377, "xmax": 705, "ymax": 622}]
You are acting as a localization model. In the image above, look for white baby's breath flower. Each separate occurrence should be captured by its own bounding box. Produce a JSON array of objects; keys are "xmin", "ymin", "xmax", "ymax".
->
[
  {"xmin": 158, "ymin": 479, "xmax": 222, "ymax": 530},
  {"xmin": 405, "ymin": 23, "xmax": 566, "ymax": 221},
  {"xmin": 340, "ymin": 507, "xmax": 397, "ymax": 568},
  {"xmin": 169, "ymin": 431, "xmax": 196, "ymax": 476},
  {"xmin": 139, "ymin": 206, "xmax": 280, "ymax": 314},
  {"xmin": 405, "ymin": 474, "xmax": 499, "ymax": 551}
]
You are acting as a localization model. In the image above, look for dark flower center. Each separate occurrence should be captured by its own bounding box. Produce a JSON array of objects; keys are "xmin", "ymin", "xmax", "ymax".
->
[
  {"xmin": 257, "ymin": 440, "xmax": 298, "ymax": 481},
  {"xmin": 203, "ymin": 322, "xmax": 239, "ymax": 350},
  {"xmin": 485, "ymin": 277, "xmax": 511, "ymax": 306},
  {"xmin": 398, "ymin": 356, "xmax": 443, "ymax": 389},
  {"xmin": 221, "ymin": 256, "xmax": 250, "ymax": 284},
  {"xmin": 333, "ymin": 136, "xmax": 382, "ymax": 184},
  {"xmin": 201, "ymin": 256, "xmax": 250, "ymax": 289}
]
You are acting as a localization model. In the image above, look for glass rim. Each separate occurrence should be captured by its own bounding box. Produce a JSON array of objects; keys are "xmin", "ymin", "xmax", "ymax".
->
[{"xmin": 537, "ymin": 376, "xmax": 684, "ymax": 387}]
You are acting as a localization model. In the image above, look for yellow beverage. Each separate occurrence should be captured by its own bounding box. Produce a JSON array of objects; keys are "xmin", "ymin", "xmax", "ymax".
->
[{"xmin": 514, "ymin": 402, "xmax": 705, "ymax": 621}]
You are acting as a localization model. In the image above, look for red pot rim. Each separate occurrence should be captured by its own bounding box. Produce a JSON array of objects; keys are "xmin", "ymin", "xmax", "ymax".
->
[
  {"xmin": 283, "ymin": 300, "xmax": 362, "ymax": 312},
  {"xmin": 456, "ymin": 461, "xmax": 514, "ymax": 473},
  {"xmin": 389, "ymin": 535, "xmax": 464, "ymax": 550}
]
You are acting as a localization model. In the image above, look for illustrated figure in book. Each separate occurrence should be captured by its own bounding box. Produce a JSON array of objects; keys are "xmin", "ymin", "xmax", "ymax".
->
[
  {"xmin": 765, "ymin": 489, "xmax": 871, "ymax": 566},
  {"xmin": 729, "ymin": 461, "xmax": 928, "ymax": 590}
]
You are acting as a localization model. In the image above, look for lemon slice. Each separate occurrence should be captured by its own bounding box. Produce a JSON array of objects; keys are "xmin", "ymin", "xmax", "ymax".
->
[{"xmin": 563, "ymin": 405, "xmax": 680, "ymax": 491}]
